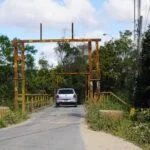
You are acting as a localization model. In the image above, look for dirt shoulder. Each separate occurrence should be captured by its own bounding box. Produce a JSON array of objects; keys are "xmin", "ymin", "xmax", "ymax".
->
[{"xmin": 80, "ymin": 120, "xmax": 142, "ymax": 150}]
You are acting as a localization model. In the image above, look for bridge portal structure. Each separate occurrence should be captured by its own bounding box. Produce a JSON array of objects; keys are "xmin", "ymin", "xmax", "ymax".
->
[{"xmin": 13, "ymin": 37, "xmax": 101, "ymax": 112}]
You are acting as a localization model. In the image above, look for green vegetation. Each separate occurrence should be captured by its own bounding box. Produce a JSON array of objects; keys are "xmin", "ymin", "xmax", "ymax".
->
[
  {"xmin": 135, "ymin": 25, "xmax": 150, "ymax": 107},
  {"xmin": 0, "ymin": 111, "xmax": 29, "ymax": 128},
  {"xmin": 86, "ymin": 100, "xmax": 150, "ymax": 149},
  {"xmin": 99, "ymin": 97, "xmax": 128, "ymax": 110},
  {"xmin": 100, "ymin": 30, "xmax": 136, "ymax": 102}
]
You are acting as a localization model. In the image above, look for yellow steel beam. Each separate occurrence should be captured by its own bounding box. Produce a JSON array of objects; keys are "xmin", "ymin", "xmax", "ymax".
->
[
  {"xmin": 56, "ymin": 72, "xmax": 89, "ymax": 75},
  {"xmin": 16, "ymin": 38, "xmax": 101, "ymax": 43},
  {"xmin": 13, "ymin": 40, "xmax": 18, "ymax": 110},
  {"xmin": 88, "ymin": 41, "xmax": 93, "ymax": 99},
  {"xmin": 21, "ymin": 42, "xmax": 25, "ymax": 113},
  {"xmin": 96, "ymin": 41, "xmax": 100, "ymax": 80}
]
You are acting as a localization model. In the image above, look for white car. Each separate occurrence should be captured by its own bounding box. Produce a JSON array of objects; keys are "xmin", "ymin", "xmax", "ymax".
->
[{"xmin": 55, "ymin": 88, "xmax": 77, "ymax": 107}]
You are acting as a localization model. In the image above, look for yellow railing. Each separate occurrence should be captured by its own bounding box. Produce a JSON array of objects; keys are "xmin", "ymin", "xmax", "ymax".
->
[
  {"xmin": 18, "ymin": 94, "xmax": 53, "ymax": 112},
  {"xmin": 90, "ymin": 92, "xmax": 130, "ymax": 108},
  {"xmin": 0, "ymin": 107, "xmax": 10, "ymax": 119},
  {"xmin": 100, "ymin": 92, "xmax": 130, "ymax": 107}
]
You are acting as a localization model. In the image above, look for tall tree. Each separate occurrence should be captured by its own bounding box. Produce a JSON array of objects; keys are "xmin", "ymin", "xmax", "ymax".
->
[
  {"xmin": 0, "ymin": 35, "xmax": 37, "ymax": 102},
  {"xmin": 135, "ymin": 25, "xmax": 150, "ymax": 107},
  {"xmin": 100, "ymin": 30, "xmax": 136, "ymax": 101},
  {"xmin": 0, "ymin": 35, "xmax": 14, "ymax": 101},
  {"xmin": 0, "ymin": 35, "xmax": 13, "ymax": 65}
]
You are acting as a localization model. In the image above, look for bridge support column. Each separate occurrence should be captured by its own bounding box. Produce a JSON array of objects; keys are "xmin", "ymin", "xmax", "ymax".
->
[
  {"xmin": 95, "ymin": 41, "xmax": 100, "ymax": 93},
  {"xmin": 21, "ymin": 42, "xmax": 25, "ymax": 113},
  {"xmin": 88, "ymin": 41, "xmax": 93, "ymax": 101},
  {"xmin": 13, "ymin": 40, "xmax": 18, "ymax": 110}
]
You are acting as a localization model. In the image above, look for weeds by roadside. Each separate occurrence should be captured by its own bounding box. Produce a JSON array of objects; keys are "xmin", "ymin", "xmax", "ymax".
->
[
  {"xmin": 0, "ymin": 111, "xmax": 29, "ymax": 128},
  {"xmin": 86, "ymin": 101, "xmax": 150, "ymax": 150}
]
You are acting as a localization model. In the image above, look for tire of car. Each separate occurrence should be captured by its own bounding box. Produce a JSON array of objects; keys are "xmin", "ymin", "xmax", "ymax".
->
[
  {"xmin": 74, "ymin": 103, "xmax": 77, "ymax": 107},
  {"xmin": 56, "ymin": 103, "xmax": 59, "ymax": 107}
]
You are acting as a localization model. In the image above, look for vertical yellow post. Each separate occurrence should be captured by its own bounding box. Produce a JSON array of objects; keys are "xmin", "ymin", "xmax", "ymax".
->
[
  {"xmin": 21, "ymin": 42, "xmax": 25, "ymax": 113},
  {"xmin": 95, "ymin": 41, "xmax": 100, "ymax": 103},
  {"xmin": 31, "ymin": 96, "xmax": 34, "ymax": 112},
  {"xmin": 26, "ymin": 96, "xmax": 29, "ymax": 112},
  {"xmin": 88, "ymin": 41, "xmax": 93, "ymax": 102},
  {"xmin": 13, "ymin": 40, "xmax": 18, "ymax": 110},
  {"xmin": 87, "ymin": 74, "xmax": 90, "ymax": 102},
  {"xmin": 96, "ymin": 41, "xmax": 100, "ymax": 92},
  {"xmin": 85, "ymin": 74, "xmax": 88, "ymax": 101}
]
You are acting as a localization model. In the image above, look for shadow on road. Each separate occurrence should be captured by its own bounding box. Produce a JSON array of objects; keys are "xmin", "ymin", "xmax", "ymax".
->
[{"xmin": 68, "ymin": 113, "xmax": 85, "ymax": 118}]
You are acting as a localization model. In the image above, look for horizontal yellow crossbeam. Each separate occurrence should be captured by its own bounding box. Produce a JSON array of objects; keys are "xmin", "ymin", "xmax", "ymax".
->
[
  {"xmin": 16, "ymin": 38, "xmax": 101, "ymax": 43},
  {"xmin": 56, "ymin": 72, "xmax": 89, "ymax": 75}
]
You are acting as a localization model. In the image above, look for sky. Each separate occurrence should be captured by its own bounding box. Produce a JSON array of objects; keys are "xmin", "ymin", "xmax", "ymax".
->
[{"xmin": 0, "ymin": 0, "xmax": 150, "ymax": 67}]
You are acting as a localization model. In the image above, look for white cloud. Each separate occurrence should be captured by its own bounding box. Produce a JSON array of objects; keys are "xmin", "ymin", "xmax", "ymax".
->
[
  {"xmin": 83, "ymin": 30, "xmax": 119, "ymax": 45},
  {"xmin": 35, "ymin": 43, "xmax": 58, "ymax": 67},
  {"xmin": 104, "ymin": 0, "xmax": 133, "ymax": 21},
  {"xmin": 83, "ymin": 30, "xmax": 103, "ymax": 39},
  {"xmin": 104, "ymin": 0, "xmax": 150, "ymax": 23},
  {"xmin": 0, "ymin": 0, "xmax": 99, "ymax": 29}
]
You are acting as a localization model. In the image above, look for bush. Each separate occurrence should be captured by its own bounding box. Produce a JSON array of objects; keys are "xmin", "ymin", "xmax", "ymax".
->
[
  {"xmin": 86, "ymin": 104, "xmax": 100, "ymax": 130},
  {"xmin": 99, "ymin": 98, "xmax": 126, "ymax": 110},
  {"xmin": 136, "ymin": 109, "xmax": 150, "ymax": 123},
  {"xmin": 116, "ymin": 120, "xmax": 150, "ymax": 148},
  {"xmin": 5, "ymin": 111, "xmax": 28, "ymax": 124},
  {"xmin": 0, "ymin": 111, "xmax": 29, "ymax": 128},
  {"xmin": 0, "ymin": 119, "xmax": 6, "ymax": 128}
]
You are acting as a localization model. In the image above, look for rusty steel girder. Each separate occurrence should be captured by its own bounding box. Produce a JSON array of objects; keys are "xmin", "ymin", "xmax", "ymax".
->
[
  {"xmin": 13, "ymin": 40, "xmax": 18, "ymax": 110},
  {"xmin": 17, "ymin": 38, "xmax": 101, "ymax": 43},
  {"xmin": 56, "ymin": 72, "xmax": 89, "ymax": 75}
]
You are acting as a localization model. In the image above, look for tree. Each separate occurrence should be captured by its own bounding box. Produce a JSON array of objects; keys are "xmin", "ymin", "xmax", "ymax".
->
[
  {"xmin": 24, "ymin": 44, "xmax": 37, "ymax": 69},
  {"xmin": 0, "ymin": 35, "xmax": 14, "ymax": 102},
  {"xmin": 0, "ymin": 35, "xmax": 13, "ymax": 65},
  {"xmin": 135, "ymin": 25, "xmax": 150, "ymax": 107},
  {"xmin": 100, "ymin": 30, "xmax": 136, "ymax": 102},
  {"xmin": 39, "ymin": 58, "xmax": 50, "ymax": 69},
  {"xmin": 0, "ymin": 35, "xmax": 37, "ymax": 103}
]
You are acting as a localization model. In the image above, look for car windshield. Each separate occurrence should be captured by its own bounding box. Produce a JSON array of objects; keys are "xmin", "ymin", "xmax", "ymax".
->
[{"xmin": 58, "ymin": 89, "xmax": 74, "ymax": 94}]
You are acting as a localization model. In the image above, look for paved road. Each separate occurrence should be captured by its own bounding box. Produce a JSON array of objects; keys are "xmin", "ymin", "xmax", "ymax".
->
[{"xmin": 0, "ymin": 106, "xmax": 85, "ymax": 150}]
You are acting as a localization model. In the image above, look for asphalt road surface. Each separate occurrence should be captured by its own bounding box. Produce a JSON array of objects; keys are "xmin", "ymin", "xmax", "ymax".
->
[{"xmin": 0, "ymin": 105, "xmax": 85, "ymax": 150}]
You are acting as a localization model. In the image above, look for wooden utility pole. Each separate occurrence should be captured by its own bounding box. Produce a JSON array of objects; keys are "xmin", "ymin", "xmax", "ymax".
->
[
  {"xmin": 137, "ymin": 0, "xmax": 143, "ymax": 54},
  {"xmin": 40, "ymin": 23, "xmax": 42, "ymax": 40},
  {"xmin": 71, "ymin": 22, "xmax": 74, "ymax": 39},
  {"xmin": 134, "ymin": 0, "xmax": 136, "ymax": 42}
]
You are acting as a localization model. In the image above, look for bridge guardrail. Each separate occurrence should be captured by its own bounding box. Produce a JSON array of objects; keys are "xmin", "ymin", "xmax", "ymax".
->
[
  {"xmin": 90, "ymin": 92, "xmax": 130, "ymax": 108},
  {"xmin": 0, "ymin": 107, "xmax": 10, "ymax": 119},
  {"xmin": 18, "ymin": 94, "xmax": 53, "ymax": 112},
  {"xmin": 100, "ymin": 92, "xmax": 130, "ymax": 107}
]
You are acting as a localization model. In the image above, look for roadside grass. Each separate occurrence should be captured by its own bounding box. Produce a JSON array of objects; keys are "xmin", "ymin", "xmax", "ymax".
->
[
  {"xmin": 85, "ymin": 99, "xmax": 150, "ymax": 150},
  {"xmin": 0, "ymin": 110, "xmax": 29, "ymax": 128},
  {"xmin": 98, "ymin": 96, "xmax": 128, "ymax": 110}
]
